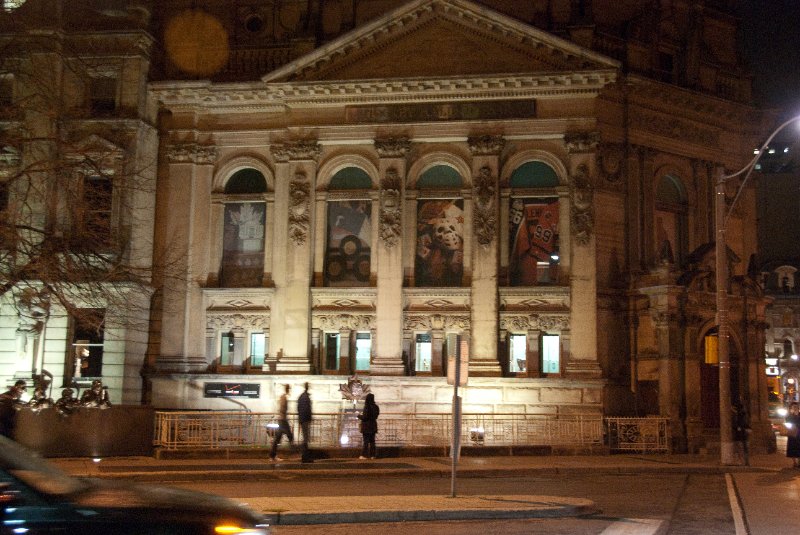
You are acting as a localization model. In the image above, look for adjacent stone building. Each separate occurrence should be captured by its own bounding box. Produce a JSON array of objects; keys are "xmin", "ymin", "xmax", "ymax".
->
[{"xmin": 0, "ymin": 0, "xmax": 776, "ymax": 452}]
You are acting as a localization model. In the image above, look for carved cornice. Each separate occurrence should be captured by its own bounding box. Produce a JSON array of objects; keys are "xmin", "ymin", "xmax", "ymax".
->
[
  {"xmin": 288, "ymin": 172, "xmax": 311, "ymax": 245},
  {"xmin": 379, "ymin": 167, "xmax": 403, "ymax": 248},
  {"xmin": 375, "ymin": 138, "xmax": 411, "ymax": 158},
  {"xmin": 271, "ymin": 141, "xmax": 321, "ymax": 162},
  {"xmin": 152, "ymin": 73, "xmax": 618, "ymax": 109},
  {"xmin": 564, "ymin": 131, "xmax": 600, "ymax": 153},
  {"xmin": 472, "ymin": 166, "xmax": 497, "ymax": 246},
  {"xmin": 468, "ymin": 135, "xmax": 505, "ymax": 156},
  {"xmin": 166, "ymin": 142, "xmax": 217, "ymax": 164},
  {"xmin": 570, "ymin": 163, "xmax": 594, "ymax": 246}
]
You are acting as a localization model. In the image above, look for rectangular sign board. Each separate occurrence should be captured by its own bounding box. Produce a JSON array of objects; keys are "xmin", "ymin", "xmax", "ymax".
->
[{"xmin": 203, "ymin": 382, "xmax": 261, "ymax": 399}]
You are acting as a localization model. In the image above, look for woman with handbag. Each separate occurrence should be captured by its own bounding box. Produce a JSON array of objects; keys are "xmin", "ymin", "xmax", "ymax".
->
[
  {"xmin": 357, "ymin": 393, "xmax": 380, "ymax": 460},
  {"xmin": 785, "ymin": 402, "xmax": 800, "ymax": 467}
]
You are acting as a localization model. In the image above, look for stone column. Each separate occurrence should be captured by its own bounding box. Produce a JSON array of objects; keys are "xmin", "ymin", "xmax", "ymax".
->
[
  {"xmin": 157, "ymin": 142, "xmax": 217, "ymax": 372},
  {"xmin": 432, "ymin": 329, "xmax": 445, "ymax": 376},
  {"xmin": 468, "ymin": 136, "xmax": 504, "ymax": 377},
  {"xmin": 339, "ymin": 328, "xmax": 352, "ymax": 375},
  {"xmin": 372, "ymin": 139, "xmax": 411, "ymax": 375},
  {"xmin": 563, "ymin": 134, "xmax": 602, "ymax": 378},
  {"xmin": 527, "ymin": 329, "xmax": 541, "ymax": 377},
  {"xmin": 271, "ymin": 141, "xmax": 321, "ymax": 373},
  {"xmin": 232, "ymin": 327, "xmax": 246, "ymax": 369},
  {"xmin": 205, "ymin": 327, "xmax": 216, "ymax": 366}
]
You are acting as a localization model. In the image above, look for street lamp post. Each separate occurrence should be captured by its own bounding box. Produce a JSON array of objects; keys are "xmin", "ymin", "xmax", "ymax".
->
[{"xmin": 716, "ymin": 114, "xmax": 800, "ymax": 465}]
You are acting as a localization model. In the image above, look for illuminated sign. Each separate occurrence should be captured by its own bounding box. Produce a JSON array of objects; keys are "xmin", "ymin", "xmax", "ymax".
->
[
  {"xmin": 203, "ymin": 383, "xmax": 260, "ymax": 398},
  {"xmin": 766, "ymin": 366, "xmax": 781, "ymax": 376}
]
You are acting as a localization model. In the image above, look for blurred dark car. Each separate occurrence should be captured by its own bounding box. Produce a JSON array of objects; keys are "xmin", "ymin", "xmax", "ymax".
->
[{"xmin": 0, "ymin": 435, "xmax": 269, "ymax": 534}]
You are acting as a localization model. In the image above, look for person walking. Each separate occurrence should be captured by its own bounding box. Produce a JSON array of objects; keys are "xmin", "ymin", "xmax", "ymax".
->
[
  {"xmin": 786, "ymin": 402, "xmax": 800, "ymax": 468},
  {"xmin": 357, "ymin": 393, "xmax": 380, "ymax": 459},
  {"xmin": 269, "ymin": 384, "xmax": 293, "ymax": 462},
  {"xmin": 297, "ymin": 382, "xmax": 313, "ymax": 463},
  {"xmin": 732, "ymin": 399, "xmax": 750, "ymax": 466}
]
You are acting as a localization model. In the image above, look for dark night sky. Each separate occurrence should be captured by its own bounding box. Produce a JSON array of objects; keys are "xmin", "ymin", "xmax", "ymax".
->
[{"xmin": 736, "ymin": 0, "xmax": 800, "ymax": 116}]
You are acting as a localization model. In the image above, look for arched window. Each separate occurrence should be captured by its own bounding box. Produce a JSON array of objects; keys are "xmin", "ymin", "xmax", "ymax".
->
[
  {"xmin": 415, "ymin": 165, "xmax": 464, "ymax": 287},
  {"xmin": 655, "ymin": 174, "xmax": 686, "ymax": 265},
  {"xmin": 220, "ymin": 168, "xmax": 267, "ymax": 288},
  {"xmin": 324, "ymin": 167, "xmax": 372, "ymax": 287},
  {"xmin": 508, "ymin": 161, "xmax": 560, "ymax": 286}
]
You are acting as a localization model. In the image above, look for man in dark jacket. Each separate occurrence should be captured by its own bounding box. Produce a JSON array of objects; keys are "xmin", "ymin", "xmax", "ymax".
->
[
  {"xmin": 0, "ymin": 380, "xmax": 27, "ymax": 438},
  {"xmin": 297, "ymin": 382, "xmax": 313, "ymax": 463}
]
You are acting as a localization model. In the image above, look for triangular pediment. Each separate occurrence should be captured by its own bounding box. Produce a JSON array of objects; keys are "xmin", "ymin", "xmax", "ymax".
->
[{"xmin": 264, "ymin": 0, "xmax": 618, "ymax": 83}]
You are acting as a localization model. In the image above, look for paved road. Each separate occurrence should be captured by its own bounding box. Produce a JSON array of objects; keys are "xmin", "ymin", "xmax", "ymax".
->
[{"xmin": 52, "ymin": 436, "xmax": 800, "ymax": 534}]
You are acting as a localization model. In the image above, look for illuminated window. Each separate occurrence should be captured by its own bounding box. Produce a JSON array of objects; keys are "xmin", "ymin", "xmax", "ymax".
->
[
  {"xmin": 324, "ymin": 167, "xmax": 372, "ymax": 287},
  {"xmin": 509, "ymin": 334, "xmax": 527, "ymax": 373},
  {"xmin": 250, "ymin": 332, "xmax": 267, "ymax": 367},
  {"xmin": 220, "ymin": 332, "xmax": 235, "ymax": 366},
  {"xmin": 67, "ymin": 309, "xmax": 105, "ymax": 385},
  {"xmin": 415, "ymin": 165, "xmax": 464, "ymax": 287},
  {"xmin": 220, "ymin": 169, "xmax": 267, "ymax": 288},
  {"xmin": 415, "ymin": 333, "xmax": 432, "ymax": 372},
  {"xmin": 508, "ymin": 161, "xmax": 560, "ymax": 286},
  {"xmin": 355, "ymin": 332, "xmax": 371, "ymax": 371},
  {"xmin": 541, "ymin": 334, "xmax": 560, "ymax": 374},
  {"xmin": 705, "ymin": 334, "xmax": 718, "ymax": 365}
]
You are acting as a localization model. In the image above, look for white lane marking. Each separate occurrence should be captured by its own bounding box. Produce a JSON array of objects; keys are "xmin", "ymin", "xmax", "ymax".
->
[
  {"xmin": 600, "ymin": 518, "xmax": 664, "ymax": 534},
  {"xmin": 726, "ymin": 473, "xmax": 749, "ymax": 535}
]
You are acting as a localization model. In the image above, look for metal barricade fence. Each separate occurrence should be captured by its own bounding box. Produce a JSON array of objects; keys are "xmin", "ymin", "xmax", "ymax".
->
[
  {"xmin": 605, "ymin": 417, "xmax": 670, "ymax": 453},
  {"xmin": 154, "ymin": 411, "xmax": 616, "ymax": 450}
]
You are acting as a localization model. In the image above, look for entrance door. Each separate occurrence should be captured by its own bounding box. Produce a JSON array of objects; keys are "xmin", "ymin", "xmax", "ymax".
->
[{"xmin": 700, "ymin": 364, "xmax": 719, "ymax": 428}]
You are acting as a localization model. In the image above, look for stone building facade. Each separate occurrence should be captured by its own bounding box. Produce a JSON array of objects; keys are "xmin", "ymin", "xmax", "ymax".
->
[{"xmin": 0, "ymin": 0, "xmax": 775, "ymax": 452}]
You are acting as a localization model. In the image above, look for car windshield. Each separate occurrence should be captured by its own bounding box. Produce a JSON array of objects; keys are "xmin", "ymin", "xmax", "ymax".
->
[{"xmin": 0, "ymin": 436, "xmax": 88, "ymax": 496}]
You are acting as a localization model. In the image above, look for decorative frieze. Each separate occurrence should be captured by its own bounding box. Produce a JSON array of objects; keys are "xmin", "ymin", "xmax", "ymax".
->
[
  {"xmin": 472, "ymin": 166, "xmax": 497, "ymax": 245},
  {"xmin": 288, "ymin": 172, "xmax": 311, "ymax": 245},
  {"xmin": 468, "ymin": 135, "xmax": 505, "ymax": 156},
  {"xmin": 405, "ymin": 313, "xmax": 471, "ymax": 332},
  {"xmin": 313, "ymin": 313, "xmax": 374, "ymax": 331},
  {"xmin": 500, "ymin": 314, "xmax": 570, "ymax": 332},
  {"xmin": 270, "ymin": 140, "xmax": 321, "ymax": 162},
  {"xmin": 375, "ymin": 138, "xmax": 411, "ymax": 158},
  {"xmin": 166, "ymin": 142, "xmax": 217, "ymax": 165},
  {"xmin": 379, "ymin": 168, "xmax": 403, "ymax": 248},
  {"xmin": 570, "ymin": 164, "xmax": 594, "ymax": 246},
  {"xmin": 206, "ymin": 312, "xmax": 270, "ymax": 331}
]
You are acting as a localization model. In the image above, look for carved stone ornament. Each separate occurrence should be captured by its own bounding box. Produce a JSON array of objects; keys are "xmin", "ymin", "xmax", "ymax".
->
[
  {"xmin": 598, "ymin": 143, "xmax": 624, "ymax": 187},
  {"xmin": 472, "ymin": 166, "xmax": 497, "ymax": 245},
  {"xmin": 339, "ymin": 375, "xmax": 371, "ymax": 401},
  {"xmin": 375, "ymin": 138, "xmax": 411, "ymax": 158},
  {"xmin": 206, "ymin": 313, "xmax": 270, "ymax": 331},
  {"xmin": 313, "ymin": 314, "xmax": 374, "ymax": 331},
  {"xmin": 0, "ymin": 145, "xmax": 20, "ymax": 172},
  {"xmin": 468, "ymin": 135, "xmax": 505, "ymax": 156},
  {"xmin": 270, "ymin": 141, "xmax": 322, "ymax": 162},
  {"xmin": 500, "ymin": 314, "xmax": 570, "ymax": 331},
  {"xmin": 564, "ymin": 132, "xmax": 600, "ymax": 154},
  {"xmin": 379, "ymin": 168, "xmax": 402, "ymax": 248},
  {"xmin": 570, "ymin": 164, "xmax": 594, "ymax": 246},
  {"xmin": 166, "ymin": 142, "xmax": 217, "ymax": 165},
  {"xmin": 405, "ymin": 314, "xmax": 470, "ymax": 331},
  {"xmin": 288, "ymin": 172, "xmax": 311, "ymax": 245}
]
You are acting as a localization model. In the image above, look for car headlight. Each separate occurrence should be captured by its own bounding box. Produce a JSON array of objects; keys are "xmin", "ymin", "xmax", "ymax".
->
[{"xmin": 214, "ymin": 525, "xmax": 269, "ymax": 534}]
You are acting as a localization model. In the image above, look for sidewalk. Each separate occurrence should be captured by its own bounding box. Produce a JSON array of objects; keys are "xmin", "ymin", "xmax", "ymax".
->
[{"xmin": 50, "ymin": 449, "xmax": 799, "ymax": 529}]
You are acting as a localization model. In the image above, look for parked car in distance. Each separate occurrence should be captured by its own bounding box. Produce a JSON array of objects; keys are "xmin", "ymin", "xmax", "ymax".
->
[{"xmin": 0, "ymin": 435, "xmax": 270, "ymax": 534}]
